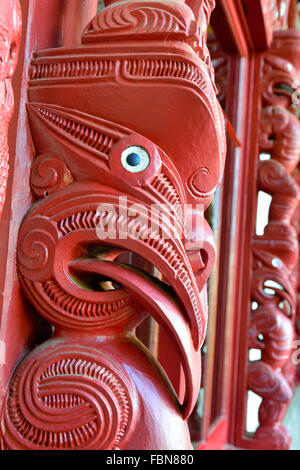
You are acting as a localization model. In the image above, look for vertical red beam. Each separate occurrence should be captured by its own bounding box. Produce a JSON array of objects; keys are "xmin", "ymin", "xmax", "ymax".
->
[
  {"xmin": 0, "ymin": 0, "xmax": 64, "ymax": 417},
  {"xmin": 229, "ymin": 53, "xmax": 262, "ymax": 446}
]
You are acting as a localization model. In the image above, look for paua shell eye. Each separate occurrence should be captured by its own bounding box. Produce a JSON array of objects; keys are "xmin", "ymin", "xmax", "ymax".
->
[
  {"xmin": 121, "ymin": 146, "xmax": 150, "ymax": 173},
  {"xmin": 109, "ymin": 135, "xmax": 161, "ymax": 186}
]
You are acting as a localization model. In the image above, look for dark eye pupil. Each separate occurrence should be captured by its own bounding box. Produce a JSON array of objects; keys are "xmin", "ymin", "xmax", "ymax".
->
[{"xmin": 126, "ymin": 152, "xmax": 141, "ymax": 167}]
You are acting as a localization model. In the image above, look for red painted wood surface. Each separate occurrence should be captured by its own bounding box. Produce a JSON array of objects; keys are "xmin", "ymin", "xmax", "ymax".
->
[
  {"xmin": 246, "ymin": 30, "xmax": 300, "ymax": 450},
  {"xmin": 0, "ymin": 0, "xmax": 21, "ymax": 217},
  {"xmin": 192, "ymin": 0, "xmax": 300, "ymax": 451},
  {"xmin": 0, "ymin": 0, "xmax": 299, "ymax": 451},
  {"xmin": 0, "ymin": 0, "xmax": 226, "ymax": 450}
]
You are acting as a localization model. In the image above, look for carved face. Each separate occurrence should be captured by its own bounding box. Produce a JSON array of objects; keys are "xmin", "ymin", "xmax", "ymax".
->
[{"xmin": 24, "ymin": 0, "xmax": 225, "ymax": 352}]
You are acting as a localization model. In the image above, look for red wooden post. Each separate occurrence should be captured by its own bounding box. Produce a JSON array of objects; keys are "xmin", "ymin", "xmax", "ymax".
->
[
  {"xmin": 61, "ymin": 0, "xmax": 98, "ymax": 47},
  {"xmin": 247, "ymin": 30, "xmax": 300, "ymax": 450},
  {"xmin": 0, "ymin": 0, "xmax": 226, "ymax": 450},
  {"xmin": 0, "ymin": 0, "xmax": 21, "ymax": 217}
]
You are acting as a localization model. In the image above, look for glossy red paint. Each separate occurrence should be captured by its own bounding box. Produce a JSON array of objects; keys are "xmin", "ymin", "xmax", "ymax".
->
[
  {"xmin": 0, "ymin": 0, "xmax": 225, "ymax": 450},
  {"xmin": 0, "ymin": 0, "xmax": 21, "ymax": 218},
  {"xmin": 0, "ymin": 0, "xmax": 299, "ymax": 452},
  {"xmin": 247, "ymin": 31, "xmax": 300, "ymax": 450},
  {"xmin": 0, "ymin": 0, "xmax": 70, "ymax": 432},
  {"xmin": 192, "ymin": 0, "xmax": 299, "ymax": 452}
]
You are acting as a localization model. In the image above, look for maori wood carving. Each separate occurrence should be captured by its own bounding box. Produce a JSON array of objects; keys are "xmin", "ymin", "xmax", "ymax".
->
[
  {"xmin": 188, "ymin": 31, "xmax": 229, "ymax": 442},
  {"xmin": 0, "ymin": 0, "xmax": 225, "ymax": 450},
  {"xmin": 248, "ymin": 31, "xmax": 300, "ymax": 450},
  {"xmin": 207, "ymin": 33, "xmax": 229, "ymax": 111},
  {"xmin": 0, "ymin": 0, "xmax": 21, "ymax": 217},
  {"xmin": 242, "ymin": 0, "xmax": 292, "ymax": 50}
]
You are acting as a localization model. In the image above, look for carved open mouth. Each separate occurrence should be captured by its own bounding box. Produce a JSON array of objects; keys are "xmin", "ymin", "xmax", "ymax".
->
[
  {"xmin": 66, "ymin": 252, "xmax": 201, "ymax": 420},
  {"xmin": 17, "ymin": 192, "xmax": 204, "ymax": 348},
  {"xmin": 54, "ymin": 207, "xmax": 203, "ymax": 346},
  {"xmin": 69, "ymin": 247, "xmax": 165, "ymax": 290},
  {"xmin": 18, "ymin": 231, "xmax": 202, "ymax": 419}
]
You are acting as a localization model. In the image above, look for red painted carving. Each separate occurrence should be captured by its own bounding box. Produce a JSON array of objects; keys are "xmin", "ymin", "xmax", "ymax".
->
[
  {"xmin": 272, "ymin": 1, "xmax": 292, "ymax": 31},
  {"xmin": 188, "ymin": 31, "xmax": 229, "ymax": 442},
  {"xmin": 0, "ymin": 0, "xmax": 21, "ymax": 217},
  {"xmin": 207, "ymin": 33, "xmax": 229, "ymax": 111},
  {"xmin": 248, "ymin": 30, "xmax": 300, "ymax": 450},
  {"xmin": 296, "ymin": 166, "xmax": 300, "ymax": 384},
  {"xmin": 0, "ymin": 0, "xmax": 225, "ymax": 450}
]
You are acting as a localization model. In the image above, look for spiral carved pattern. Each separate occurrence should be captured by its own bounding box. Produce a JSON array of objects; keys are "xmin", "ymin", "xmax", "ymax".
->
[
  {"xmin": 247, "ymin": 32, "xmax": 300, "ymax": 449},
  {"xmin": 251, "ymin": 266, "xmax": 295, "ymax": 310},
  {"xmin": 17, "ymin": 216, "xmax": 59, "ymax": 282},
  {"xmin": 19, "ymin": 278, "xmax": 138, "ymax": 330},
  {"xmin": 1, "ymin": 344, "xmax": 133, "ymax": 450},
  {"xmin": 0, "ymin": 146, "xmax": 9, "ymax": 217},
  {"xmin": 83, "ymin": 1, "xmax": 193, "ymax": 41},
  {"xmin": 257, "ymin": 160, "xmax": 299, "ymax": 199},
  {"xmin": 30, "ymin": 153, "xmax": 74, "ymax": 199},
  {"xmin": 0, "ymin": 0, "xmax": 21, "ymax": 219},
  {"xmin": 0, "ymin": 0, "xmax": 224, "ymax": 450},
  {"xmin": 249, "ymin": 307, "xmax": 294, "ymax": 368},
  {"xmin": 248, "ymin": 361, "xmax": 292, "ymax": 401}
]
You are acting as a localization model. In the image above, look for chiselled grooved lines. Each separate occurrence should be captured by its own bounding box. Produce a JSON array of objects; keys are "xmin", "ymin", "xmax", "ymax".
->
[
  {"xmin": 123, "ymin": 58, "xmax": 223, "ymax": 156},
  {"xmin": 30, "ymin": 60, "xmax": 114, "ymax": 80},
  {"xmin": 42, "ymin": 394, "xmax": 84, "ymax": 408},
  {"xmin": 151, "ymin": 173, "xmax": 184, "ymax": 223},
  {"xmin": 58, "ymin": 211, "xmax": 101, "ymax": 235},
  {"xmin": 56, "ymin": 209, "xmax": 201, "ymax": 334},
  {"xmin": 6, "ymin": 353, "xmax": 131, "ymax": 449},
  {"xmin": 42, "ymin": 279, "xmax": 134, "ymax": 320},
  {"xmin": 125, "ymin": 59, "xmax": 207, "ymax": 88},
  {"xmin": 29, "ymin": 57, "xmax": 209, "ymax": 94},
  {"xmin": 37, "ymin": 107, "xmax": 115, "ymax": 156}
]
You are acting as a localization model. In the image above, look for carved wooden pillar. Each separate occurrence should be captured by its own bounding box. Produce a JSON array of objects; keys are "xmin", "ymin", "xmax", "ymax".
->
[
  {"xmin": 247, "ymin": 30, "xmax": 300, "ymax": 450},
  {"xmin": 0, "ymin": 0, "xmax": 21, "ymax": 217},
  {"xmin": 0, "ymin": 0, "xmax": 225, "ymax": 450}
]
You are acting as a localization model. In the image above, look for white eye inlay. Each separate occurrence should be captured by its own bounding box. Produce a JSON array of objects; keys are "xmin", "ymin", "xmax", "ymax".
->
[{"xmin": 121, "ymin": 146, "xmax": 150, "ymax": 173}]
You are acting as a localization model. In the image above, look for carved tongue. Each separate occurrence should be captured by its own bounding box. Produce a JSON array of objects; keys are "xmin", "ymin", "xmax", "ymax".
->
[{"xmin": 70, "ymin": 257, "xmax": 201, "ymax": 419}]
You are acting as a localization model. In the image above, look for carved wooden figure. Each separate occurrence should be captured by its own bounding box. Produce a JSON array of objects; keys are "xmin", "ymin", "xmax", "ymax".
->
[
  {"xmin": 0, "ymin": 0, "xmax": 225, "ymax": 450},
  {"xmin": 248, "ymin": 30, "xmax": 300, "ymax": 450},
  {"xmin": 0, "ymin": 0, "xmax": 21, "ymax": 217}
]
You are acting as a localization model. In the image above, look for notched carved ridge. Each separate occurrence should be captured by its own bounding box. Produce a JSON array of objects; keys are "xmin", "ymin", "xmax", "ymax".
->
[
  {"xmin": 29, "ymin": 59, "xmax": 115, "ymax": 81},
  {"xmin": 150, "ymin": 172, "xmax": 184, "ymax": 223},
  {"xmin": 27, "ymin": 103, "xmax": 123, "ymax": 160},
  {"xmin": 42, "ymin": 278, "xmax": 135, "ymax": 323},
  {"xmin": 56, "ymin": 207, "xmax": 202, "ymax": 340}
]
